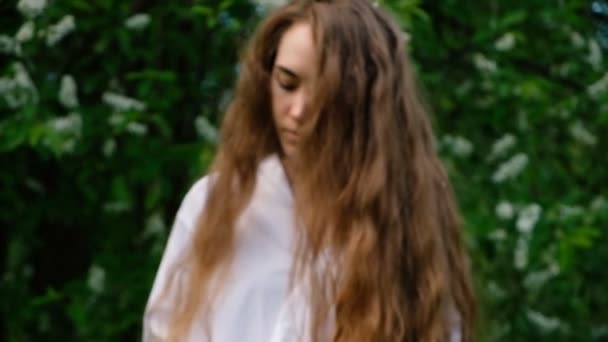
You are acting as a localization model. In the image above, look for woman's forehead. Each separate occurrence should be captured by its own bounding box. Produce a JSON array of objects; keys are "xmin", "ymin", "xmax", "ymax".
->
[{"xmin": 274, "ymin": 21, "xmax": 318, "ymax": 79}]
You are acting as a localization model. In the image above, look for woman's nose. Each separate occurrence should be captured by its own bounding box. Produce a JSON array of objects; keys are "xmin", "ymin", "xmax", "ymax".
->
[{"xmin": 288, "ymin": 91, "xmax": 308, "ymax": 121}]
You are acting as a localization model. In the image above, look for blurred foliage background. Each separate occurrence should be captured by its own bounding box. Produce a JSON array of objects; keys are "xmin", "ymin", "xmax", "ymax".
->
[{"xmin": 1, "ymin": 0, "xmax": 606, "ymax": 340}]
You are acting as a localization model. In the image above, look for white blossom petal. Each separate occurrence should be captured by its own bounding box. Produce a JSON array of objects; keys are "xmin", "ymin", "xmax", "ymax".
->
[
  {"xmin": 495, "ymin": 32, "xmax": 515, "ymax": 52},
  {"xmin": 569, "ymin": 121, "xmax": 597, "ymax": 146},
  {"xmin": 488, "ymin": 228, "xmax": 507, "ymax": 242},
  {"xmin": 558, "ymin": 205, "xmax": 584, "ymax": 220},
  {"xmin": 516, "ymin": 203, "xmax": 542, "ymax": 234},
  {"xmin": 0, "ymin": 62, "xmax": 38, "ymax": 108},
  {"xmin": 102, "ymin": 91, "xmax": 146, "ymax": 112},
  {"xmin": 523, "ymin": 264, "xmax": 559, "ymax": 290},
  {"xmin": 125, "ymin": 13, "xmax": 151, "ymax": 31},
  {"xmin": 587, "ymin": 72, "xmax": 608, "ymax": 99},
  {"xmin": 473, "ymin": 53, "xmax": 497, "ymax": 74},
  {"xmin": 591, "ymin": 196, "xmax": 607, "ymax": 212},
  {"xmin": 126, "ymin": 121, "xmax": 148, "ymax": 136},
  {"xmin": 492, "ymin": 153, "xmax": 528, "ymax": 183},
  {"xmin": 443, "ymin": 134, "xmax": 473, "ymax": 158},
  {"xmin": 514, "ymin": 236, "xmax": 529, "ymax": 270},
  {"xmin": 252, "ymin": 0, "xmax": 288, "ymax": 9},
  {"xmin": 16, "ymin": 0, "xmax": 47, "ymax": 18},
  {"xmin": 195, "ymin": 115, "xmax": 219, "ymax": 143},
  {"xmin": 87, "ymin": 264, "xmax": 106, "ymax": 294},
  {"xmin": 0, "ymin": 34, "xmax": 21, "ymax": 55},
  {"xmin": 58, "ymin": 74, "xmax": 79, "ymax": 108},
  {"xmin": 495, "ymin": 201, "xmax": 515, "ymax": 220},
  {"xmin": 587, "ymin": 39, "xmax": 603, "ymax": 71},
  {"xmin": 526, "ymin": 310, "xmax": 563, "ymax": 333},
  {"xmin": 15, "ymin": 21, "xmax": 35, "ymax": 42},
  {"xmin": 46, "ymin": 15, "xmax": 76, "ymax": 47},
  {"xmin": 103, "ymin": 139, "xmax": 116, "ymax": 157},
  {"xmin": 489, "ymin": 133, "xmax": 516, "ymax": 160},
  {"xmin": 47, "ymin": 112, "xmax": 82, "ymax": 134}
]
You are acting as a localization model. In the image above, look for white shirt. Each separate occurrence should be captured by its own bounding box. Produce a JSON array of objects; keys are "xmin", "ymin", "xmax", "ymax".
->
[
  {"xmin": 143, "ymin": 154, "xmax": 461, "ymax": 342},
  {"xmin": 143, "ymin": 155, "xmax": 302, "ymax": 342}
]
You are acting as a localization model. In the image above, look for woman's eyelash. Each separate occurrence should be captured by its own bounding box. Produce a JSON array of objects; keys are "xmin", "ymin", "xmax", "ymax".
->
[{"xmin": 278, "ymin": 79, "xmax": 297, "ymax": 91}]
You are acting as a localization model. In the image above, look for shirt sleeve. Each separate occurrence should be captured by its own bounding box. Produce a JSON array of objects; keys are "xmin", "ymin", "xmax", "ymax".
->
[{"xmin": 142, "ymin": 177, "xmax": 210, "ymax": 341}]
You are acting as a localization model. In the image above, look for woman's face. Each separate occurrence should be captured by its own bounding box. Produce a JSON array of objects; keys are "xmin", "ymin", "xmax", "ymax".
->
[{"xmin": 271, "ymin": 21, "xmax": 318, "ymax": 159}]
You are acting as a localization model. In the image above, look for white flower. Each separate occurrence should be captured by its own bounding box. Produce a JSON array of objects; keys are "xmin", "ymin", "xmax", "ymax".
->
[
  {"xmin": 102, "ymin": 139, "xmax": 116, "ymax": 157},
  {"xmin": 523, "ymin": 264, "xmax": 559, "ymax": 290},
  {"xmin": 13, "ymin": 62, "xmax": 34, "ymax": 88},
  {"xmin": 126, "ymin": 121, "xmax": 148, "ymax": 136},
  {"xmin": 43, "ymin": 112, "xmax": 82, "ymax": 155},
  {"xmin": 495, "ymin": 201, "xmax": 514, "ymax": 220},
  {"xmin": 591, "ymin": 196, "xmax": 607, "ymax": 212},
  {"xmin": 87, "ymin": 264, "xmax": 106, "ymax": 294},
  {"xmin": 195, "ymin": 115, "xmax": 219, "ymax": 143},
  {"xmin": 0, "ymin": 77, "xmax": 11, "ymax": 93},
  {"xmin": 495, "ymin": 32, "xmax": 515, "ymax": 52},
  {"xmin": 46, "ymin": 15, "xmax": 76, "ymax": 47},
  {"xmin": 0, "ymin": 34, "xmax": 20, "ymax": 55},
  {"xmin": 526, "ymin": 310, "xmax": 562, "ymax": 333},
  {"xmin": 587, "ymin": 72, "xmax": 608, "ymax": 99},
  {"xmin": 569, "ymin": 31, "xmax": 585, "ymax": 49},
  {"xmin": 516, "ymin": 203, "xmax": 541, "ymax": 234},
  {"xmin": 102, "ymin": 91, "xmax": 146, "ymax": 112},
  {"xmin": 488, "ymin": 228, "xmax": 507, "ymax": 241},
  {"xmin": 557, "ymin": 62, "xmax": 574, "ymax": 78},
  {"xmin": 108, "ymin": 113, "xmax": 126, "ymax": 127},
  {"xmin": 587, "ymin": 39, "xmax": 603, "ymax": 71},
  {"xmin": 491, "ymin": 153, "xmax": 528, "ymax": 183},
  {"xmin": 58, "ymin": 74, "xmax": 78, "ymax": 108},
  {"xmin": 592, "ymin": 325, "xmax": 608, "ymax": 339},
  {"xmin": 15, "ymin": 21, "xmax": 35, "ymax": 42},
  {"xmin": 487, "ymin": 281, "xmax": 507, "ymax": 300},
  {"xmin": 143, "ymin": 212, "xmax": 166, "ymax": 239},
  {"xmin": 0, "ymin": 35, "xmax": 13, "ymax": 53},
  {"xmin": 489, "ymin": 133, "xmax": 516, "ymax": 160},
  {"xmin": 103, "ymin": 201, "xmax": 130, "ymax": 213},
  {"xmin": 569, "ymin": 120, "xmax": 597, "ymax": 146},
  {"xmin": 25, "ymin": 178, "xmax": 44, "ymax": 193},
  {"xmin": 17, "ymin": 0, "xmax": 47, "ymax": 18},
  {"xmin": 558, "ymin": 204, "xmax": 584, "ymax": 220},
  {"xmin": 124, "ymin": 13, "xmax": 151, "ymax": 31},
  {"xmin": 452, "ymin": 136, "xmax": 473, "ymax": 157},
  {"xmin": 517, "ymin": 110, "xmax": 529, "ymax": 131},
  {"xmin": 0, "ymin": 62, "xmax": 38, "ymax": 108},
  {"xmin": 252, "ymin": 0, "xmax": 288, "ymax": 9},
  {"xmin": 514, "ymin": 236, "xmax": 529, "ymax": 270},
  {"xmin": 47, "ymin": 112, "xmax": 82, "ymax": 135},
  {"xmin": 473, "ymin": 53, "xmax": 497, "ymax": 74},
  {"xmin": 455, "ymin": 80, "xmax": 473, "ymax": 97},
  {"xmin": 443, "ymin": 134, "xmax": 473, "ymax": 157}
]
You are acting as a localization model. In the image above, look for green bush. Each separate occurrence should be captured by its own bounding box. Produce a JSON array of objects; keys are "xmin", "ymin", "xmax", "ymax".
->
[
  {"xmin": 1, "ymin": 0, "xmax": 258, "ymax": 340},
  {"xmin": 396, "ymin": 0, "xmax": 608, "ymax": 339},
  {"xmin": 1, "ymin": 0, "xmax": 606, "ymax": 340}
]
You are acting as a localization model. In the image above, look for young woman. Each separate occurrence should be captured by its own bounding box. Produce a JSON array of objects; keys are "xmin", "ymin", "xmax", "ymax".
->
[{"xmin": 143, "ymin": 0, "xmax": 476, "ymax": 341}]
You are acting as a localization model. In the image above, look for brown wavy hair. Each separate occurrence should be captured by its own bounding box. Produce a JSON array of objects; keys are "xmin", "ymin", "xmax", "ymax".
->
[{"xmin": 154, "ymin": 0, "xmax": 476, "ymax": 340}]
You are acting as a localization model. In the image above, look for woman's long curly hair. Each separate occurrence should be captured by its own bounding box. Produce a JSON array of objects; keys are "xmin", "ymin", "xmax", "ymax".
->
[{"xmin": 154, "ymin": 0, "xmax": 476, "ymax": 340}]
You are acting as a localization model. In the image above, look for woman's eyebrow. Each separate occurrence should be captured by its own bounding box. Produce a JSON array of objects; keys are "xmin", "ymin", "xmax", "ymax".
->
[{"xmin": 274, "ymin": 64, "xmax": 300, "ymax": 79}]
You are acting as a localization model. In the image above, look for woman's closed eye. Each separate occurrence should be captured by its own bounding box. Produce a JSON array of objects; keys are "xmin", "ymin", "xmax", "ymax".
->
[{"xmin": 276, "ymin": 76, "xmax": 298, "ymax": 92}]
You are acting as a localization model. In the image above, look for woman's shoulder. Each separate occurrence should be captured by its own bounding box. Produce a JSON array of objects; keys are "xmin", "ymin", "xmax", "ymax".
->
[
  {"xmin": 174, "ymin": 154, "xmax": 286, "ymax": 232},
  {"xmin": 174, "ymin": 175, "xmax": 213, "ymax": 232}
]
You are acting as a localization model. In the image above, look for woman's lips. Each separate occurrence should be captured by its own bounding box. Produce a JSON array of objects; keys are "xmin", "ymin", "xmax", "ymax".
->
[{"xmin": 284, "ymin": 130, "xmax": 298, "ymax": 143}]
